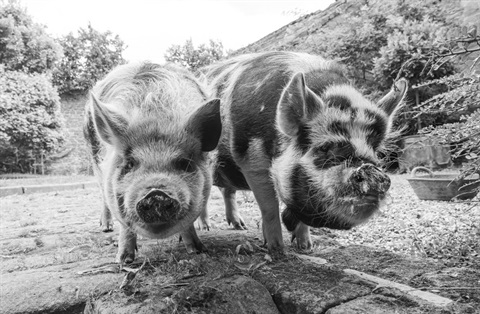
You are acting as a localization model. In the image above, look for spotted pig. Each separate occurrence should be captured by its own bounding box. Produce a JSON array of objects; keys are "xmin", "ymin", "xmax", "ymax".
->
[
  {"xmin": 205, "ymin": 51, "xmax": 407, "ymax": 254},
  {"xmin": 84, "ymin": 62, "xmax": 221, "ymax": 263}
]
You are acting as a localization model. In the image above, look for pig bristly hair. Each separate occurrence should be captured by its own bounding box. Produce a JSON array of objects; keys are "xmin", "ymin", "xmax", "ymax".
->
[
  {"xmin": 92, "ymin": 62, "xmax": 209, "ymax": 120},
  {"xmin": 205, "ymin": 51, "xmax": 407, "ymax": 233}
]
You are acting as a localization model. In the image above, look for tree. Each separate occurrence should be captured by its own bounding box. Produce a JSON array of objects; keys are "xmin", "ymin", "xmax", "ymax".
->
[
  {"xmin": 52, "ymin": 24, "xmax": 126, "ymax": 95},
  {"xmin": 0, "ymin": 0, "xmax": 65, "ymax": 173},
  {"xmin": 0, "ymin": 0, "xmax": 62, "ymax": 74},
  {"xmin": 164, "ymin": 39, "xmax": 224, "ymax": 72}
]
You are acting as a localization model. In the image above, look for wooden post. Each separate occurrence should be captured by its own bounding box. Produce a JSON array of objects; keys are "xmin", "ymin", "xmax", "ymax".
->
[
  {"xmin": 415, "ymin": 90, "xmax": 421, "ymax": 130},
  {"xmin": 41, "ymin": 153, "xmax": 44, "ymax": 175}
]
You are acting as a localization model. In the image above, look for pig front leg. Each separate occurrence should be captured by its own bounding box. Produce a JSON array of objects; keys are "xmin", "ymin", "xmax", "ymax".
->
[
  {"xmin": 100, "ymin": 205, "xmax": 113, "ymax": 232},
  {"xmin": 180, "ymin": 224, "xmax": 207, "ymax": 253},
  {"xmin": 220, "ymin": 187, "xmax": 247, "ymax": 230},
  {"xmin": 243, "ymin": 170, "xmax": 284, "ymax": 256},
  {"xmin": 197, "ymin": 173, "xmax": 212, "ymax": 231},
  {"xmin": 292, "ymin": 222, "xmax": 312, "ymax": 251},
  {"xmin": 116, "ymin": 225, "xmax": 137, "ymax": 263}
]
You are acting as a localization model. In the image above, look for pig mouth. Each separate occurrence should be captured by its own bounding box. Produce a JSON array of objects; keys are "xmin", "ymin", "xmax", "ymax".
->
[
  {"xmin": 283, "ymin": 192, "xmax": 384, "ymax": 231},
  {"xmin": 355, "ymin": 192, "xmax": 383, "ymax": 207}
]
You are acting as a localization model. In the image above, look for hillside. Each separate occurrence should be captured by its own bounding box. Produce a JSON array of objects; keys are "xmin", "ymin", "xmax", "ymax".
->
[{"xmin": 233, "ymin": 0, "xmax": 480, "ymax": 56}]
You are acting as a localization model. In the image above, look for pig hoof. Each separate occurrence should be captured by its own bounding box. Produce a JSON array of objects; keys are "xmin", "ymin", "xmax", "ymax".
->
[
  {"xmin": 185, "ymin": 242, "xmax": 208, "ymax": 254},
  {"xmin": 228, "ymin": 217, "xmax": 247, "ymax": 230},
  {"xmin": 197, "ymin": 219, "xmax": 210, "ymax": 231},
  {"xmin": 232, "ymin": 222, "xmax": 247, "ymax": 230},
  {"xmin": 116, "ymin": 251, "xmax": 135, "ymax": 264},
  {"xmin": 291, "ymin": 234, "xmax": 312, "ymax": 252},
  {"xmin": 296, "ymin": 241, "xmax": 313, "ymax": 252},
  {"xmin": 102, "ymin": 225, "xmax": 113, "ymax": 233},
  {"xmin": 100, "ymin": 219, "xmax": 113, "ymax": 232}
]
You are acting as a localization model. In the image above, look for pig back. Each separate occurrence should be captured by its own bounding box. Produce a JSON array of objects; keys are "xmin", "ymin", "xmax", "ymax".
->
[{"xmin": 206, "ymin": 51, "xmax": 348, "ymax": 165}]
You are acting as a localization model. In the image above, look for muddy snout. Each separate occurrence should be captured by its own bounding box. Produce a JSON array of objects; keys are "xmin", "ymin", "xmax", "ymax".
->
[
  {"xmin": 349, "ymin": 163, "xmax": 391, "ymax": 196},
  {"xmin": 136, "ymin": 189, "xmax": 181, "ymax": 223}
]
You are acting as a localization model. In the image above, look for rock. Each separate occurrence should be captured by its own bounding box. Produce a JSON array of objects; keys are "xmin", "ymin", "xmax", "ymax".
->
[
  {"xmin": 90, "ymin": 275, "xmax": 279, "ymax": 314},
  {"xmin": 252, "ymin": 260, "xmax": 372, "ymax": 314},
  {"xmin": 0, "ymin": 258, "xmax": 121, "ymax": 314},
  {"xmin": 325, "ymin": 294, "xmax": 443, "ymax": 314}
]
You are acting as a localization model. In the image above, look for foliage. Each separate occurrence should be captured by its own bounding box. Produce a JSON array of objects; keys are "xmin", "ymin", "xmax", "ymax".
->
[
  {"xmin": 373, "ymin": 18, "xmax": 459, "ymax": 133},
  {"xmin": 0, "ymin": 0, "xmax": 65, "ymax": 173},
  {"xmin": 310, "ymin": 0, "xmax": 461, "ymax": 134},
  {"xmin": 52, "ymin": 24, "xmax": 126, "ymax": 95},
  {"xmin": 416, "ymin": 27, "xmax": 480, "ymax": 189},
  {"xmin": 325, "ymin": 8, "xmax": 389, "ymax": 85},
  {"xmin": 373, "ymin": 18, "xmax": 455, "ymax": 89},
  {"xmin": 164, "ymin": 39, "xmax": 224, "ymax": 72},
  {"xmin": 0, "ymin": 0, "xmax": 62, "ymax": 74},
  {"xmin": 0, "ymin": 67, "xmax": 64, "ymax": 173}
]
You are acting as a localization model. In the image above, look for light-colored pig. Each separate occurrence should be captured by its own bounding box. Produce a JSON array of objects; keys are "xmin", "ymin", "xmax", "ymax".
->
[{"xmin": 84, "ymin": 62, "xmax": 221, "ymax": 263}]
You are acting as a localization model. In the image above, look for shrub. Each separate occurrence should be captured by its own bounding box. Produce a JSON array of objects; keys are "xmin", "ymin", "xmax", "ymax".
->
[
  {"xmin": 413, "ymin": 27, "xmax": 480, "ymax": 189},
  {"xmin": 0, "ymin": 67, "xmax": 64, "ymax": 173}
]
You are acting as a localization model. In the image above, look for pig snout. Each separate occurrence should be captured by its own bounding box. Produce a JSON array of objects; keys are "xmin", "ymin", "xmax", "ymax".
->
[
  {"xmin": 136, "ymin": 189, "xmax": 180, "ymax": 223},
  {"xmin": 349, "ymin": 163, "xmax": 391, "ymax": 196}
]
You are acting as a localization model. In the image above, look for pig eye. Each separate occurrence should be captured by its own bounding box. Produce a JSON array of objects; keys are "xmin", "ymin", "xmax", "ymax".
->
[
  {"xmin": 315, "ymin": 143, "xmax": 333, "ymax": 154},
  {"xmin": 173, "ymin": 158, "xmax": 196, "ymax": 172},
  {"xmin": 124, "ymin": 158, "xmax": 137, "ymax": 172}
]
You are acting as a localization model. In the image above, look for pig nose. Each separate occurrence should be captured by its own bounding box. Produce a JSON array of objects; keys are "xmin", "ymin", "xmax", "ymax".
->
[
  {"xmin": 350, "ymin": 163, "xmax": 391, "ymax": 195},
  {"xmin": 136, "ymin": 189, "xmax": 179, "ymax": 223}
]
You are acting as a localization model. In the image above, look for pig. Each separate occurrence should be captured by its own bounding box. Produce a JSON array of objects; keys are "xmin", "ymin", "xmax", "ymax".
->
[
  {"xmin": 205, "ymin": 51, "xmax": 407, "ymax": 255},
  {"xmin": 83, "ymin": 62, "xmax": 221, "ymax": 263}
]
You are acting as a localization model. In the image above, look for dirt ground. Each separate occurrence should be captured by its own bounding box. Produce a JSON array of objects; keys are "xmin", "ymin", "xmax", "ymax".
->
[{"xmin": 0, "ymin": 174, "xmax": 479, "ymax": 313}]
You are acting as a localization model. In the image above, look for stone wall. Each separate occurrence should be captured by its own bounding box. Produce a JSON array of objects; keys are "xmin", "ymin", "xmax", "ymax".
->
[{"xmin": 49, "ymin": 94, "xmax": 92, "ymax": 175}]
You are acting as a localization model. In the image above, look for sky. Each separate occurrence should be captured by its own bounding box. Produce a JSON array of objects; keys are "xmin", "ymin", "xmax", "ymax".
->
[{"xmin": 20, "ymin": 0, "xmax": 335, "ymax": 63}]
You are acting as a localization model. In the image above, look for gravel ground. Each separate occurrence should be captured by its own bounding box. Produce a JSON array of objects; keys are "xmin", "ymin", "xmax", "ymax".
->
[
  {"xmin": 326, "ymin": 174, "xmax": 480, "ymax": 268},
  {"xmin": 1, "ymin": 172, "xmax": 478, "ymax": 268}
]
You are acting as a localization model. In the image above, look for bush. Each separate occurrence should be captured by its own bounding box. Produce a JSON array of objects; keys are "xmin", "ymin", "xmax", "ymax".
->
[
  {"xmin": 413, "ymin": 27, "xmax": 480, "ymax": 188},
  {"xmin": 0, "ymin": 67, "xmax": 64, "ymax": 173}
]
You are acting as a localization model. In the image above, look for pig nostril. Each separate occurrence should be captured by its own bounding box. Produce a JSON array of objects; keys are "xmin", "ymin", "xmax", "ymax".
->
[{"xmin": 352, "ymin": 173, "xmax": 364, "ymax": 183}]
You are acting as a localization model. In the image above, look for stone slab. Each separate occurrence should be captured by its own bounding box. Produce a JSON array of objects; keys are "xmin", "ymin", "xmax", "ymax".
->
[
  {"xmin": 91, "ymin": 275, "xmax": 280, "ymax": 314},
  {"xmin": 0, "ymin": 258, "xmax": 121, "ymax": 314}
]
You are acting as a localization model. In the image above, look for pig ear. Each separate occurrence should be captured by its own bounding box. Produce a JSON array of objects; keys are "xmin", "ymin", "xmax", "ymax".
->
[
  {"xmin": 277, "ymin": 72, "xmax": 324, "ymax": 137},
  {"xmin": 187, "ymin": 98, "xmax": 222, "ymax": 152},
  {"xmin": 376, "ymin": 78, "xmax": 408, "ymax": 117},
  {"xmin": 89, "ymin": 93, "xmax": 128, "ymax": 146}
]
